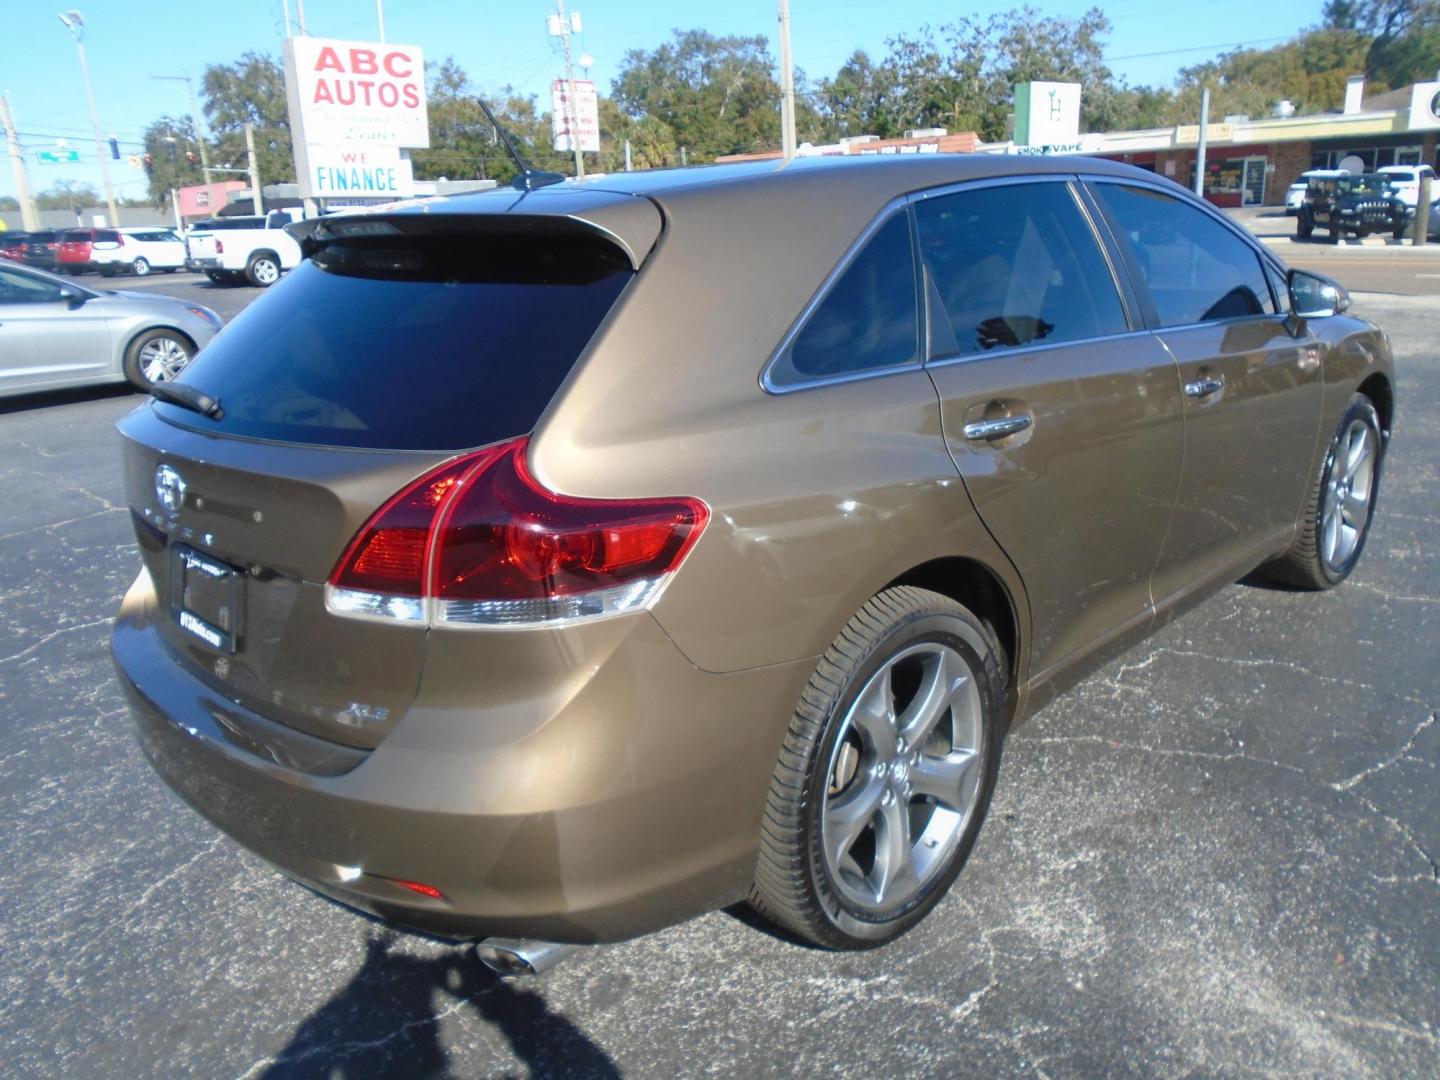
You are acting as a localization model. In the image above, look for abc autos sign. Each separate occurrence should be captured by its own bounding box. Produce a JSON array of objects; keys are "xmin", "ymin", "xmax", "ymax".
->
[{"xmin": 283, "ymin": 36, "xmax": 429, "ymax": 197}]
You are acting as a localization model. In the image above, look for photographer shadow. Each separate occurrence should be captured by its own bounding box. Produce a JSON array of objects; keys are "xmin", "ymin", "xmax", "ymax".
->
[{"xmin": 260, "ymin": 931, "xmax": 620, "ymax": 1079}]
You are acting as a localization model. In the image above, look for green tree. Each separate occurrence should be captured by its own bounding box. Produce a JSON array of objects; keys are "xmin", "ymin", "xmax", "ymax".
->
[
  {"xmin": 140, "ymin": 115, "xmax": 206, "ymax": 203},
  {"xmin": 202, "ymin": 53, "xmax": 294, "ymax": 185},
  {"xmin": 0, "ymin": 195, "xmax": 18, "ymax": 212},
  {"xmin": 35, "ymin": 180, "xmax": 99, "ymax": 211},
  {"xmin": 611, "ymin": 30, "xmax": 783, "ymax": 160}
]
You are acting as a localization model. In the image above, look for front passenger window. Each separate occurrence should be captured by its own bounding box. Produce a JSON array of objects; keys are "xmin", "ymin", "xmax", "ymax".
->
[
  {"xmin": 0, "ymin": 267, "xmax": 63, "ymax": 304},
  {"xmin": 1092, "ymin": 183, "xmax": 1278, "ymax": 326}
]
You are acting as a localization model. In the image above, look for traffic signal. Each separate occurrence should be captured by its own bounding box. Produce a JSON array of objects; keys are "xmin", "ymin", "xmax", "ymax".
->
[{"xmin": 108, "ymin": 136, "xmax": 119, "ymax": 160}]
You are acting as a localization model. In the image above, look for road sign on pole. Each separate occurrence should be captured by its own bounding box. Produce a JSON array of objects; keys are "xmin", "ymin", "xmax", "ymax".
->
[{"xmin": 37, "ymin": 148, "xmax": 81, "ymax": 164}]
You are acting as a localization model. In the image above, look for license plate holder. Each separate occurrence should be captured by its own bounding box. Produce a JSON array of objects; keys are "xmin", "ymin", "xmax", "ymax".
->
[{"xmin": 169, "ymin": 544, "xmax": 243, "ymax": 653}]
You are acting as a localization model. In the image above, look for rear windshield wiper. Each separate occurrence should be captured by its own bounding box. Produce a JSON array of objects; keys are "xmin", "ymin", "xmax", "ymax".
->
[{"xmin": 150, "ymin": 381, "xmax": 224, "ymax": 420}]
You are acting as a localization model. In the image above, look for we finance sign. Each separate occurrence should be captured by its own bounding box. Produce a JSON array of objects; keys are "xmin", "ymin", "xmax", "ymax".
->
[
  {"xmin": 284, "ymin": 37, "xmax": 429, "ymax": 146},
  {"xmin": 309, "ymin": 145, "xmax": 414, "ymax": 199}
]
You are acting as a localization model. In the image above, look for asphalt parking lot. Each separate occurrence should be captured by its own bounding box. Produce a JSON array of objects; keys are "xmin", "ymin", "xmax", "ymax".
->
[{"xmin": 0, "ymin": 263, "xmax": 1436, "ymax": 1077}]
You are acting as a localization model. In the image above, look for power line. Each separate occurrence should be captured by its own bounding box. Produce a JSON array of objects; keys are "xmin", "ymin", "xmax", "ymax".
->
[{"xmin": 1103, "ymin": 35, "xmax": 1295, "ymax": 62}]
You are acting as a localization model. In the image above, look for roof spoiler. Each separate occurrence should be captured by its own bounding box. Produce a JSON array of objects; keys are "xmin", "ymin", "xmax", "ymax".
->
[{"xmin": 286, "ymin": 196, "xmax": 663, "ymax": 270}]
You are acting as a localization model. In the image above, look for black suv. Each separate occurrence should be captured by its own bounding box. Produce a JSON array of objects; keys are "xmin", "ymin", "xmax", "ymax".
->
[{"xmin": 1297, "ymin": 172, "xmax": 1408, "ymax": 242}]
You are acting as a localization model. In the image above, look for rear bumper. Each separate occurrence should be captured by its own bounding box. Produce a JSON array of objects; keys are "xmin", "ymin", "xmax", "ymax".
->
[{"xmin": 112, "ymin": 569, "xmax": 813, "ymax": 943}]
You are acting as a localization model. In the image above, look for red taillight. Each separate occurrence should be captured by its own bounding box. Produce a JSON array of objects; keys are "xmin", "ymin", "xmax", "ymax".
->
[
  {"xmin": 214, "ymin": 239, "xmax": 224, "ymax": 253},
  {"xmin": 327, "ymin": 438, "xmax": 708, "ymax": 627}
]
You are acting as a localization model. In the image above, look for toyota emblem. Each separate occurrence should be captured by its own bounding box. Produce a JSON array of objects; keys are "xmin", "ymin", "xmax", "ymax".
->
[{"xmin": 155, "ymin": 464, "xmax": 187, "ymax": 518}]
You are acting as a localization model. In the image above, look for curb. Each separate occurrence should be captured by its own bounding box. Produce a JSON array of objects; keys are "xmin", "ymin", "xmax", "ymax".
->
[{"xmin": 1258, "ymin": 235, "xmax": 1440, "ymax": 254}]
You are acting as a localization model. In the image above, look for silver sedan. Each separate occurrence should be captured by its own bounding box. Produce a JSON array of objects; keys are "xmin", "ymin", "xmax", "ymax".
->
[{"xmin": 0, "ymin": 262, "xmax": 222, "ymax": 398}]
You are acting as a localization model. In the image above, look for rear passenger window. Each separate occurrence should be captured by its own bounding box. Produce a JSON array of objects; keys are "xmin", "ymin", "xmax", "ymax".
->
[
  {"xmin": 1092, "ymin": 183, "xmax": 1278, "ymax": 326},
  {"xmin": 915, "ymin": 181, "xmax": 1128, "ymax": 356},
  {"xmin": 769, "ymin": 212, "xmax": 919, "ymax": 387}
]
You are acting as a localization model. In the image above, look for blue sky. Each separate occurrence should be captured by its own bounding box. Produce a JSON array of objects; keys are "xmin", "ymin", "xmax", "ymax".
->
[{"xmin": 3, "ymin": 0, "xmax": 1324, "ymax": 201}]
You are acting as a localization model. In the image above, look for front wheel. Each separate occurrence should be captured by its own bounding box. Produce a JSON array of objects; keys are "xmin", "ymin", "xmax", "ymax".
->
[
  {"xmin": 132, "ymin": 257, "xmax": 151, "ymax": 276},
  {"xmin": 122, "ymin": 328, "xmax": 196, "ymax": 390},
  {"xmin": 749, "ymin": 586, "xmax": 1006, "ymax": 949},
  {"xmin": 1297, "ymin": 216, "xmax": 1313, "ymax": 239},
  {"xmin": 1263, "ymin": 394, "xmax": 1383, "ymax": 589}
]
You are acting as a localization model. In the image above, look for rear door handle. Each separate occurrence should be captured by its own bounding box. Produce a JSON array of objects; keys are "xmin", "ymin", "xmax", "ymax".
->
[
  {"xmin": 1183, "ymin": 376, "xmax": 1225, "ymax": 398},
  {"xmin": 963, "ymin": 414, "xmax": 1033, "ymax": 441}
]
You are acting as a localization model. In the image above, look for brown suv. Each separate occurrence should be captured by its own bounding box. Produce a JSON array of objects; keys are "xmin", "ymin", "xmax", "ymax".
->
[{"xmin": 112, "ymin": 156, "xmax": 1393, "ymax": 960}]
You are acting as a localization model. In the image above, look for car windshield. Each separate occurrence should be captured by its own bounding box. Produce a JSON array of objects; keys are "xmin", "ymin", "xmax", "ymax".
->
[{"xmin": 1340, "ymin": 176, "xmax": 1389, "ymax": 194}]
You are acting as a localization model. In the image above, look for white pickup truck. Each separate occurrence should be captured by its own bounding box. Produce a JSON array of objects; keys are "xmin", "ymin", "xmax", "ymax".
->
[{"xmin": 185, "ymin": 209, "xmax": 305, "ymax": 287}]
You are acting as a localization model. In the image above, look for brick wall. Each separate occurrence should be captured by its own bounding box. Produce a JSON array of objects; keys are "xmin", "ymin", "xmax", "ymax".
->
[{"xmin": 1270, "ymin": 140, "xmax": 1313, "ymax": 205}]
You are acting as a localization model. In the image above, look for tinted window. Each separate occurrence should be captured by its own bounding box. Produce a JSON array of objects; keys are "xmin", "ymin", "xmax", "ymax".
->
[
  {"xmin": 0, "ymin": 266, "xmax": 63, "ymax": 304},
  {"xmin": 769, "ymin": 212, "xmax": 918, "ymax": 387},
  {"xmin": 153, "ymin": 233, "xmax": 632, "ymax": 451},
  {"xmin": 94, "ymin": 230, "xmax": 120, "ymax": 243},
  {"xmin": 1093, "ymin": 183, "xmax": 1276, "ymax": 326},
  {"xmin": 61, "ymin": 230, "xmax": 92, "ymax": 242},
  {"xmin": 916, "ymin": 181, "xmax": 1128, "ymax": 355}
]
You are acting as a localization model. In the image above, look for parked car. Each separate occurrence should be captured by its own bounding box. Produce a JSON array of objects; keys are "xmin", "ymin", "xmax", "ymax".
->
[
  {"xmin": 0, "ymin": 261, "xmax": 220, "ymax": 396},
  {"xmin": 185, "ymin": 209, "xmax": 304, "ymax": 286},
  {"xmin": 93, "ymin": 228, "xmax": 186, "ymax": 277},
  {"xmin": 56, "ymin": 227, "xmax": 105, "ymax": 274},
  {"xmin": 1297, "ymin": 171, "xmax": 1408, "ymax": 241},
  {"xmin": 1376, "ymin": 163, "xmax": 1437, "ymax": 209},
  {"xmin": 113, "ymin": 156, "xmax": 1393, "ymax": 967},
  {"xmin": 0, "ymin": 231, "xmax": 29, "ymax": 262},
  {"xmin": 14, "ymin": 228, "xmax": 60, "ymax": 270}
]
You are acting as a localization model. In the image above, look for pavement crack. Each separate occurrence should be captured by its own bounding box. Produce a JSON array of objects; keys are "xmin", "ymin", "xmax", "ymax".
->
[
  {"xmin": 0, "ymin": 505, "xmax": 125, "ymax": 544},
  {"xmin": 0, "ymin": 618, "xmax": 113, "ymax": 667},
  {"xmin": 1023, "ymin": 734, "xmax": 1307, "ymax": 776},
  {"xmin": 1332, "ymin": 712, "xmax": 1437, "ymax": 791}
]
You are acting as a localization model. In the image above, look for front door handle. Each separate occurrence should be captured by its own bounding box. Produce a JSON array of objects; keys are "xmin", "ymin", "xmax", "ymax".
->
[
  {"xmin": 963, "ymin": 414, "xmax": 1033, "ymax": 441},
  {"xmin": 1183, "ymin": 376, "xmax": 1225, "ymax": 398}
]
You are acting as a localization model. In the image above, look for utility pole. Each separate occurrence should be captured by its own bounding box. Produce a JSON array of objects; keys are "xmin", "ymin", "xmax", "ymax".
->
[
  {"xmin": 777, "ymin": 0, "xmax": 797, "ymax": 161},
  {"xmin": 1415, "ymin": 175, "xmax": 1431, "ymax": 247},
  {"xmin": 152, "ymin": 75, "xmax": 215, "ymax": 221},
  {"xmin": 376, "ymin": 0, "xmax": 386, "ymax": 42},
  {"xmin": 1, "ymin": 92, "xmax": 40, "ymax": 230},
  {"xmin": 554, "ymin": 0, "xmax": 584, "ymax": 180},
  {"xmin": 295, "ymin": 0, "xmax": 308, "ymax": 33},
  {"xmin": 1194, "ymin": 86, "xmax": 1210, "ymax": 200},
  {"xmin": 58, "ymin": 11, "xmax": 119, "ymax": 225},
  {"xmin": 245, "ymin": 123, "xmax": 264, "ymax": 215}
]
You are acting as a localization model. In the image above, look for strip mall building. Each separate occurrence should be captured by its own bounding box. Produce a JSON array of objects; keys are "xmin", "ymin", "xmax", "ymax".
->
[{"xmin": 989, "ymin": 77, "xmax": 1440, "ymax": 208}]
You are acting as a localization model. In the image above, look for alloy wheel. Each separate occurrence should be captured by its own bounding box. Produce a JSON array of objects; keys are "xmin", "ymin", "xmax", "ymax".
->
[
  {"xmin": 1320, "ymin": 417, "xmax": 1377, "ymax": 574},
  {"xmin": 821, "ymin": 642, "xmax": 984, "ymax": 915},
  {"xmin": 139, "ymin": 336, "xmax": 192, "ymax": 383}
]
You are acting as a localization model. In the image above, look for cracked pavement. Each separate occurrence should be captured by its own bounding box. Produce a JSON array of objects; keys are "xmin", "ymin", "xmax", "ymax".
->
[{"xmin": 0, "ymin": 288, "xmax": 1435, "ymax": 1077}]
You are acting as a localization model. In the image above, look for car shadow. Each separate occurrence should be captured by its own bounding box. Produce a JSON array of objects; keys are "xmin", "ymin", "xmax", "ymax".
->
[
  {"xmin": 0, "ymin": 382, "xmax": 137, "ymax": 416},
  {"xmin": 258, "ymin": 930, "xmax": 622, "ymax": 1079}
]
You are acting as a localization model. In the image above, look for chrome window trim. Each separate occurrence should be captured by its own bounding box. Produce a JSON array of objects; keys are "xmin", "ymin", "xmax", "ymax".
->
[
  {"xmin": 760, "ymin": 195, "xmax": 920, "ymax": 395},
  {"xmin": 1079, "ymin": 173, "xmax": 1290, "ymax": 323},
  {"xmin": 925, "ymin": 327, "xmax": 1157, "ymax": 371}
]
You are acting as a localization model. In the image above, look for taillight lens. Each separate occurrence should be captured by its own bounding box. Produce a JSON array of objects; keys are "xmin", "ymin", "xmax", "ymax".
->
[
  {"xmin": 326, "ymin": 438, "xmax": 708, "ymax": 628},
  {"xmin": 215, "ymin": 239, "xmax": 224, "ymax": 253}
]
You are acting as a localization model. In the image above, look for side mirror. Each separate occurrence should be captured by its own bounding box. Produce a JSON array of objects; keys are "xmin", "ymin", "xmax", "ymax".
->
[
  {"xmin": 1287, "ymin": 268, "xmax": 1349, "ymax": 320},
  {"xmin": 58, "ymin": 287, "xmax": 87, "ymax": 310}
]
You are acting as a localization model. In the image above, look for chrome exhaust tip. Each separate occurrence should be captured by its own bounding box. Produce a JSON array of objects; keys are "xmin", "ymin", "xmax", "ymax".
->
[{"xmin": 474, "ymin": 938, "xmax": 583, "ymax": 976}]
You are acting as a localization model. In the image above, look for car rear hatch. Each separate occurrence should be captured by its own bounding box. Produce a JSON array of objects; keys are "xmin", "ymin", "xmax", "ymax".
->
[
  {"xmin": 117, "ymin": 195, "xmax": 661, "ymax": 749},
  {"xmin": 58, "ymin": 231, "xmax": 92, "ymax": 262}
]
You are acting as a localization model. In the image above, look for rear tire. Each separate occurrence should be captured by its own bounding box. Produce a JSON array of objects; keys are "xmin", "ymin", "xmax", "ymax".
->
[
  {"xmin": 1263, "ymin": 394, "xmax": 1383, "ymax": 589},
  {"xmin": 122, "ymin": 328, "xmax": 196, "ymax": 391},
  {"xmin": 245, "ymin": 251, "xmax": 281, "ymax": 287},
  {"xmin": 749, "ymin": 586, "xmax": 1005, "ymax": 949},
  {"xmin": 132, "ymin": 257, "xmax": 151, "ymax": 276}
]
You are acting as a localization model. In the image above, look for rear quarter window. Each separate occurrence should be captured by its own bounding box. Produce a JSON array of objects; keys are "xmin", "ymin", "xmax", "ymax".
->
[{"xmin": 155, "ymin": 231, "xmax": 633, "ymax": 451}]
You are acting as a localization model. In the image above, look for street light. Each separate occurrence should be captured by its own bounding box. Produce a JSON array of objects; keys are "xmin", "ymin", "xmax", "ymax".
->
[{"xmin": 57, "ymin": 9, "xmax": 120, "ymax": 225}]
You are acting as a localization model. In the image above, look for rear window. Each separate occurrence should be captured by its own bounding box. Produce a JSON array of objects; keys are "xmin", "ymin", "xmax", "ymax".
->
[
  {"xmin": 155, "ymin": 232, "xmax": 633, "ymax": 451},
  {"xmin": 61, "ymin": 230, "xmax": 92, "ymax": 242},
  {"xmin": 94, "ymin": 229, "xmax": 120, "ymax": 243}
]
